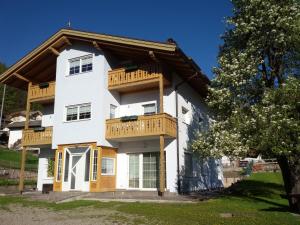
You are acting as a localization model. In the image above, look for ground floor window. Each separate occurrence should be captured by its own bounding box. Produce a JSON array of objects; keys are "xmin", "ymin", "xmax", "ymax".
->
[
  {"xmin": 128, "ymin": 152, "xmax": 164, "ymax": 189},
  {"xmin": 101, "ymin": 157, "xmax": 115, "ymax": 175},
  {"xmin": 56, "ymin": 152, "xmax": 62, "ymax": 181},
  {"xmin": 92, "ymin": 150, "xmax": 98, "ymax": 181}
]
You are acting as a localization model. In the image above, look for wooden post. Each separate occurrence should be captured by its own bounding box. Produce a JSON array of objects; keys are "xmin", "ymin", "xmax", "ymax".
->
[
  {"xmin": 159, "ymin": 74, "xmax": 165, "ymax": 195},
  {"xmin": 19, "ymin": 82, "xmax": 31, "ymax": 193}
]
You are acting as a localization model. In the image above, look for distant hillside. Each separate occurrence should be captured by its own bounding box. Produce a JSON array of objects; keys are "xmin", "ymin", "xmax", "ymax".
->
[{"xmin": 0, "ymin": 63, "xmax": 27, "ymax": 117}]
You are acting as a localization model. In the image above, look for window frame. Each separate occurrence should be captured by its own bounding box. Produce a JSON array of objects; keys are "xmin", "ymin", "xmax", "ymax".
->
[
  {"xmin": 68, "ymin": 54, "xmax": 93, "ymax": 76},
  {"xmin": 101, "ymin": 157, "xmax": 115, "ymax": 176},
  {"xmin": 56, "ymin": 152, "xmax": 63, "ymax": 182},
  {"xmin": 110, "ymin": 104, "xmax": 117, "ymax": 119},
  {"xmin": 65, "ymin": 103, "xmax": 91, "ymax": 122},
  {"xmin": 91, "ymin": 149, "xmax": 98, "ymax": 181},
  {"xmin": 142, "ymin": 103, "xmax": 157, "ymax": 116}
]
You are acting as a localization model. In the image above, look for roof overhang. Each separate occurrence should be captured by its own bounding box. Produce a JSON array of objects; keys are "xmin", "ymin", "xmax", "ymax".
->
[{"xmin": 0, "ymin": 28, "xmax": 209, "ymax": 96}]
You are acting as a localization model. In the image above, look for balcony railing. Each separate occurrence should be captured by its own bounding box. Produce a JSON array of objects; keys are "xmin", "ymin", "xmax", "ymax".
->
[
  {"xmin": 28, "ymin": 81, "xmax": 55, "ymax": 102},
  {"xmin": 106, "ymin": 113, "xmax": 176, "ymax": 140},
  {"xmin": 22, "ymin": 127, "xmax": 53, "ymax": 146},
  {"xmin": 108, "ymin": 64, "xmax": 163, "ymax": 92}
]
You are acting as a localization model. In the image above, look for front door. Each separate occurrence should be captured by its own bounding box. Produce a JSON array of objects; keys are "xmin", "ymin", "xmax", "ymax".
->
[{"xmin": 70, "ymin": 155, "xmax": 84, "ymax": 190}]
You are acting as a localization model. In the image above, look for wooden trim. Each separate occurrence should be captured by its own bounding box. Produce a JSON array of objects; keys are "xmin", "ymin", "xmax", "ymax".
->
[
  {"xmin": 28, "ymin": 81, "xmax": 55, "ymax": 103},
  {"xmin": 106, "ymin": 113, "xmax": 177, "ymax": 140},
  {"xmin": 0, "ymin": 29, "xmax": 176, "ymax": 83},
  {"xmin": 14, "ymin": 73, "xmax": 30, "ymax": 83},
  {"xmin": 22, "ymin": 127, "xmax": 53, "ymax": 146},
  {"xmin": 49, "ymin": 47, "xmax": 60, "ymax": 56},
  {"xmin": 92, "ymin": 41, "xmax": 101, "ymax": 51}
]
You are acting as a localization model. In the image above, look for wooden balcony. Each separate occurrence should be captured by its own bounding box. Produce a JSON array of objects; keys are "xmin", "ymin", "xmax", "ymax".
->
[
  {"xmin": 108, "ymin": 64, "xmax": 169, "ymax": 93},
  {"xmin": 28, "ymin": 81, "xmax": 55, "ymax": 103},
  {"xmin": 22, "ymin": 127, "xmax": 53, "ymax": 146},
  {"xmin": 106, "ymin": 113, "xmax": 176, "ymax": 141}
]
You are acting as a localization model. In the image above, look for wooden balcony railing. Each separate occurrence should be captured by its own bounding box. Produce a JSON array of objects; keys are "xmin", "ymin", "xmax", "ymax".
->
[
  {"xmin": 22, "ymin": 127, "xmax": 53, "ymax": 146},
  {"xmin": 28, "ymin": 81, "xmax": 55, "ymax": 102},
  {"xmin": 106, "ymin": 113, "xmax": 177, "ymax": 140},
  {"xmin": 108, "ymin": 64, "xmax": 163, "ymax": 92}
]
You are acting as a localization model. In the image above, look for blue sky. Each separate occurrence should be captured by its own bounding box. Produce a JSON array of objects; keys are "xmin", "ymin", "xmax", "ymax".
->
[{"xmin": 0, "ymin": 0, "xmax": 232, "ymax": 79}]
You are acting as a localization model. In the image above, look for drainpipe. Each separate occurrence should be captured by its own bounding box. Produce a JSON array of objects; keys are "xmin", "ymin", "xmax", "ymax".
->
[{"xmin": 175, "ymin": 72, "xmax": 198, "ymax": 195}]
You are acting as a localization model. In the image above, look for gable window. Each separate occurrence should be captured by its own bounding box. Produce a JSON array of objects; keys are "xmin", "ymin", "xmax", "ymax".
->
[
  {"xmin": 143, "ymin": 103, "xmax": 156, "ymax": 115},
  {"xmin": 68, "ymin": 54, "xmax": 93, "ymax": 75},
  {"xmin": 66, "ymin": 104, "xmax": 91, "ymax": 122},
  {"xmin": 101, "ymin": 157, "xmax": 115, "ymax": 175},
  {"xmin": 81, "ymin": 55, "xmax": 93, "ymax": 72},
  {"xmin": 110, "ymin": 104, "xmax": 117, "ymax": 119},
  {"xmin": 69, "ymin": 58, "xmax": 80, "ymax": 75}
]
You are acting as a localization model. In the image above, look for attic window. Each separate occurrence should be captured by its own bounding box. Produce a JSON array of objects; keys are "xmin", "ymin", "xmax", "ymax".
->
[{"xmin": 69, "ymin": 54, "xmax": 93, "ymax": 75}]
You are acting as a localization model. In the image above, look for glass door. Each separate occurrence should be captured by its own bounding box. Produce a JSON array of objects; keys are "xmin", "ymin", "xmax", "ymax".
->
[
  {"xmin": 129, "ymin": 154, "xmax": 140, "ymax": 188},
  {"xmin": 143, "ymin": 152, "xmax": 159, "ymax": 188}
]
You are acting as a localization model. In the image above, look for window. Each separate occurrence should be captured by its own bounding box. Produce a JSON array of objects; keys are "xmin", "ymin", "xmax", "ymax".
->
[
  {"xmin": 81, "ymin": 55, "xmax": 93, "ymax": 72},
  {"xmin": 69, "ymin": 58, "xmax": 80, "ymax": 75},
  {"xmin": 143, "ymin": 103, "xmax": 156, "ymax": 115},
  {"xmin": 56, "ymin": 152, "xmax": 62, "ymax": 181},
  {"xmin": 110, "ymin": 104, "xmax": 117, "ymax": 119},
  {"xmin": 64, "ymin": 151, "xmax": 70, "ymax": 182},
  {"xmin": 85, "ymin": 149, "xmax": 90, "ymax": 182},
  {"xmin": 66, "ymin": 106, "xmax": 78, "ymax": 121},
  {"xmin": 68, "ymin": 54, "xmax": 93, "ymax": 75},
  {"xmin": 182, "ymin": 106, "xmax": 190, "ymax": 124},
  {"xmin": 143, "ymin": 152, "xmax": 159, "ymax": 188},
  {"xmin": 101, "ymin": 158, "xmax": 115, "ymax": 175},
  {"xmin": 66, "ymin": 104, "xmax": 91, "ymax": 121},
  {"xmin": 92, "ymin": 150, "xmax": 98, "ymax": 181},
  {"xmin": 79, "ymin": 104, "xmax": 91, "ymax": 119},
  {"xmin": 129, "ymin": 154, "xmax": 139, "ymax": 188},
  {"xmin": 184, "ymin": 153, "xmax": 193, "ymax": 177}
]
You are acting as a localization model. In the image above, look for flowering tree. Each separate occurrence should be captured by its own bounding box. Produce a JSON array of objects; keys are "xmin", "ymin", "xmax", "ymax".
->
[{"xmin": 191, "ymin": 0, "xmax": 300, "ymax": 212}]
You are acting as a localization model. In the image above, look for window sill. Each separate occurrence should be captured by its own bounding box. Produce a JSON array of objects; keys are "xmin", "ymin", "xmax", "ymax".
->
[
  {"xmin": 66, "ymin": 70, "xmax": 93, "ymax": 77},
  {"xmin": 101, "ymin": 173, "xmax": 115, "ymax": 176},
  {"xmin": 63, "ymin": 118, "xmax": 91, "ymax": 123}
]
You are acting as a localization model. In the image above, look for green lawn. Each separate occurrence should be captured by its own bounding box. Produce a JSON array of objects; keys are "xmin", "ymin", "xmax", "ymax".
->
[
  {"xmin": 0, "ymin": 147, "xmax": 38, "ymax": 171},
  {"xmin": 0, "ymin": 172, "xmax": 299, "ymax": 224}
]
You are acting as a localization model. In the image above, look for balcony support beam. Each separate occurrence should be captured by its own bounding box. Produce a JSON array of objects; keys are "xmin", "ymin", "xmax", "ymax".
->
[{"xmin": 19, "ymin": 82, "xmax": 32, "ymax": 193}]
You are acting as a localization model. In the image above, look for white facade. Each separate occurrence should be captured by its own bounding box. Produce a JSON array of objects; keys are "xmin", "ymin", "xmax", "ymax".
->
[
  {"xmin": 35, "ymin": 42, "xmax": 223, "ymax": 193},
  {"xmin": 8, "ymin": 129, "xmax": 22, "ymax": 149}
]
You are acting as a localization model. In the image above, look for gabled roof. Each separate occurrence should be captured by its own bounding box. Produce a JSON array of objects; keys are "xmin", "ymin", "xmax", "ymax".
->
[{"xmin": 0, "ymin": 28, "xmax": 209, "ymax": 96}]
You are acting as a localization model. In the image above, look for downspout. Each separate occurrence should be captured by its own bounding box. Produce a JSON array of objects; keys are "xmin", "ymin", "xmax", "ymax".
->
[{"xmin": 175, "ymin": 72, "xmax": 199, "ymax": 194}]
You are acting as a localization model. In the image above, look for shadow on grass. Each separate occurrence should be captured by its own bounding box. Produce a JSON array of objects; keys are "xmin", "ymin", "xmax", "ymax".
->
[{"xmin": 225, "ymin": 179, "xmax": 290, "ymax": 213}]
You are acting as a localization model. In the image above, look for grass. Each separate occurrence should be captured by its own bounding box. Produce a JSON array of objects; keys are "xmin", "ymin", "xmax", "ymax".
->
[
  {"xmin": 0, "ymin": 178, "xmax": 36, "ymax": 186},
  {"xmin": 0, "ymin": 147, "xmax": 38, "ymax": 171},
  {"xmin": 0, "ymin": 172, "xmax": 299, "ymax": 225}
]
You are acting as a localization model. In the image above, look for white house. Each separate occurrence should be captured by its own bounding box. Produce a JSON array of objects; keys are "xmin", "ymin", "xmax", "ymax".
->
[
  {"xmin": 6, "ymin": 111, "xmax": 42, "ymax": 149},
  {"xmin": 0, "ymin": 29, "xmax": 223, "ymax": 194}
]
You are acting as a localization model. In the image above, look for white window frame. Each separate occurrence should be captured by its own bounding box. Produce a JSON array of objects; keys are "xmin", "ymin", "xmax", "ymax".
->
[
  {"xmin": 101, "ymin": 157, "xmax": 115, "ymax": 176},
  {"xmin": 91, "ymin": 149, "xmax": 98, "ymax": 181},
  {"xmin": 110, "ymin": 104, "xmax": 117, "ymax": 119},
  {"xmin": 68, "ymin": 54, "xmax": 93, "ymax": 76},
  {"xmin": 56, "ymin": 152, "xmax": 63, "ymax": 182},
  {"xmin": 65, "ymin": 103, "xmax": 91, "ymax": 122},
  {"xmin": 143, "ymin": 103, "xmax": 157, "ymax": 115}
]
